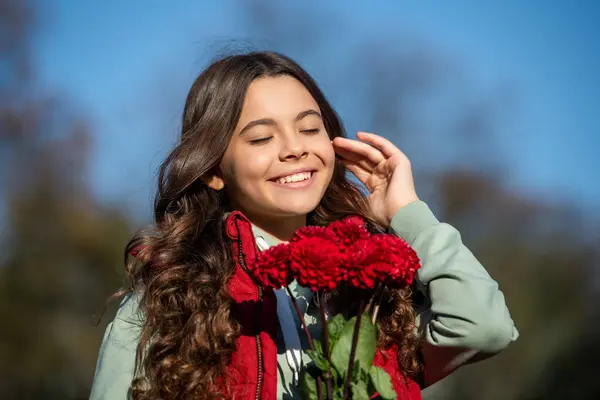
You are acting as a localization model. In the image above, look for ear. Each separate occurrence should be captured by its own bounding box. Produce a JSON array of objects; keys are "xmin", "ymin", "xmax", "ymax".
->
[{"xmin": 203, "ymin": 174, "xmax": 225, "ymax": 191}]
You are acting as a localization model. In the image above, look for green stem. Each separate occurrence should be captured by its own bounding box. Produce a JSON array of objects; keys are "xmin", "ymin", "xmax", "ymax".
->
[
  {"xmin": 317, "ymin": 376, "xmax": 323, "ymax": 400},
  {"xmin": 285, "ymin": 286, "xmax": 314, "ymax": 351},
  {"xmin": 343, "ymin": 298, "xmax": 365, "ymax": 400},
  {"xmin": 318, "ymin": 292, "xmax": 334, "ymax": 400},
  {"xmin": 343, "ymin": 282, "xmax": 349, "ymax": 320},
  {"xmin": 372, "ymin": 287, "xmax": 385, "ymax": 325},
  {"xmin": 365, "ymin": 283, "xmax": 383, "ymax": 315}
]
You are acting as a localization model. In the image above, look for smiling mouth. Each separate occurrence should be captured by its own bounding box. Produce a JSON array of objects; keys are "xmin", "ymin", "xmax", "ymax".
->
[{"xmin": 271, "ymin": 171, "xmax": 314, "ymax": 185}]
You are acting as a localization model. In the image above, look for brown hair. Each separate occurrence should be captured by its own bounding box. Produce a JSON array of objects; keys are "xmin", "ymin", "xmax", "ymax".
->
[{"xmin": 121, "ymin": 51, "xmax": 420, "ymax": 399}]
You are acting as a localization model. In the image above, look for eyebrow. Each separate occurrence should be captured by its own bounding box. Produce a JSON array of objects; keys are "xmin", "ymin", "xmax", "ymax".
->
[
  {"xmin": 239, "ymin": 109, "xmax": 322, "ymax": 136},
  {"xmin": 296, "ymin": 109, "xmax": 322, "ymax": 121}
]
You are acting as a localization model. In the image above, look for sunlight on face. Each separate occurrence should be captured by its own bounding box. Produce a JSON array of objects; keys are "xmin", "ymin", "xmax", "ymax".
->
[{"xmin": 219, "ymin": 75, "xmax": 335, "ymax": 223}]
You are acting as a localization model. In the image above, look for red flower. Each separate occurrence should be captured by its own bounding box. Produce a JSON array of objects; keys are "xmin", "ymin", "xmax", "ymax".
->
[
  {"xmin": 291, "ymin": 225, "xmax": 338, "ymax": 243},
  {"xmin": 377, "ymin": 235, "xmax": 421, "ymax": 286},
  {"xmin": 290, "ymin": 237, "xmax": 345, "ymax": 291},
  {"xmin": 328, "ymin": 216, "xmax": 371, "ymax": 251},
  {"xmin": 346, "ymin": 235, "xmax": 420, "ymax": 290},
  {"xmin": 247, "ymin": 244, "xmax": 293, "ymax": 289}
]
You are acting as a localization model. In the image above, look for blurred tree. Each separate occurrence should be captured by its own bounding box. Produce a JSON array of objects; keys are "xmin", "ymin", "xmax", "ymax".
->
[
  {"xmin": 423, "ymin": 172, "xmax": 599, "ymax": 400},
  {"xmin": 525, "ymin": 310, "xmax": 600, "ymax": 399},
  {"xmin": 0, "ymin": 0, "xmax": 132, "ymax": 398}
]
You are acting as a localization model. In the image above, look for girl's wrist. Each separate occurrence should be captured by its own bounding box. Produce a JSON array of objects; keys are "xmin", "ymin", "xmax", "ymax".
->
[{"xmin": 385, "ymin": 195, "xmax": 420, "ymax": 226}]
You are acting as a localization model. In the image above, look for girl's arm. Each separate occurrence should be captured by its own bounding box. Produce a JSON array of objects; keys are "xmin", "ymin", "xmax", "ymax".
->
[
  {"xmin": 90, "ymin": 292, "xmax": 143, "ymax": 399},
  {"xmin": 389, "ymin": 200, "xmax": 518, "ymax": 387}
]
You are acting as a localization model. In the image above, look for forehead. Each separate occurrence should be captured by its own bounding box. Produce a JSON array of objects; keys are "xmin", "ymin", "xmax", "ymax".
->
[{"xmin": 239, "ymin": 75, "xmax": 320, "ymax": 121}]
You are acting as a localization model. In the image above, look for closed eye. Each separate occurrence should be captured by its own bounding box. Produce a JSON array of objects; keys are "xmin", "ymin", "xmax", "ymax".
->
[
  {"xmin": 249, "ymin": 137, "xmax": 273, "ymax": 145},
  {"xmin": 301, "ymin": 129, "xmax": 320, "ymax": 134}
]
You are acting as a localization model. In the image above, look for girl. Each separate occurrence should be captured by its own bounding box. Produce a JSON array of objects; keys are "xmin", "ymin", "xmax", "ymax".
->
[{"xmin": 90, "ymin": 51, "xmax": 518, "ymax": 399}]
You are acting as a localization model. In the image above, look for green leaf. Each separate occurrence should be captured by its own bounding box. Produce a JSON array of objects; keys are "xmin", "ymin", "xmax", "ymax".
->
[
  {"xmin": 306, "ymin": 350, "xmax": 330, "ymax": 372},
  {"xmin": 328, "ymin": 363, "xmax": 339, "ymax": 383},
  {"xmin": 300, "ymin": 369, "xmax": 320, "ymax": 400},
  {"xmin": 351, "ymin": 380, "xmax": 370, "ymax": 400},
  {"xmin": 313, "ymin": 339, "xmax": 323, "ymax": 355},
  {"xmin": 307, "ymin": 339, "xmax": 331, "ymax": 372},
  {"xmin": 330, "ymin": 314, "xmax": 377, "ymax": 378},
  {"xmin": 327, "ymin": 313, "xmax": 346, "ymax": 347},
  {"xmin": 374, "ymin": 319, "xmax": 381, "ymax": 339},
  {"xmin": 353, "ymin": 360, "xmax": 369, "ymax": 383},
  {"xmin": 369, "ymin": 366, "xmax": 397, "ymax": 400}
]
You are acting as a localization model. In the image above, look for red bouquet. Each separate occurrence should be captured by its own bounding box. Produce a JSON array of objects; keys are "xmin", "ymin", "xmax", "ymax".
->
[
  {"xmin": 247, "ymin": 215, "xmax": 420, "ymax": 292},
  {"xmin": 247, "ymin": 216, "xmax": 421, "ymax": 400}
]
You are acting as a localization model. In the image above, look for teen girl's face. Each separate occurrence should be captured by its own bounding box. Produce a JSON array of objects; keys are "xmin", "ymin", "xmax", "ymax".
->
[{"xmin": 217, "ymin": 75, "xmax": 335, "ymax": 223}]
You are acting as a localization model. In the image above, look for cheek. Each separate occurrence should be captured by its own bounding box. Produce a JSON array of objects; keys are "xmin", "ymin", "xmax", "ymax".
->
[
  {"xmin": 240, "ymin": 153, "xmax": 273, "ymax": 184},
  {"xmin": 224, "ymin": 151, "xmax": 272, "ymax": 188},
  {"xmin": 317, "ymin": 137, "xmax": 336, "ymax": 169}
]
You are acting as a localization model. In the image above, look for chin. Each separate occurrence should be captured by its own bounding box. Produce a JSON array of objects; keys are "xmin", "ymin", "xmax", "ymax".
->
[
  {"xmin": 276, "ymin": 201, "xmax": 321, "ymax": 217},
  {"xmin": 278, "ymin": 207, "xmax": 317, "ymax": 217}
]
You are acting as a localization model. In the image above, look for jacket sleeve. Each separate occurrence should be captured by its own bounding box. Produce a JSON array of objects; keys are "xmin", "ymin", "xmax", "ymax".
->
[
  {"xmin": 389, "ymin": 200, "xmax": 518, "ymax": 386},
  {"xmin": 90, "ymin": 292, "xmax": 143, "ymax": 400}
]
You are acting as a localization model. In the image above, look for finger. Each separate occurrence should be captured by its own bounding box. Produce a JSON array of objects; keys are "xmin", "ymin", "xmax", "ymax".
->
[
  {"xmin": 342, "ymin": 160, "xmax": 372, "ymax": 188},
  {"xmin": 356, "ymin": 131, "xmax": 403, "ymax": 159},
  {"xmin": 333, "ymin": 136, "xmax": 386, "ymax": 166},
  {"xmin": 334, "ymin": 145, "xmax": 378, "ymax": 172}
]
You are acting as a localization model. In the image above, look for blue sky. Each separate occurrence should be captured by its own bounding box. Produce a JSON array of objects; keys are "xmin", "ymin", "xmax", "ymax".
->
[{"xmin": 32, "ymin": 0, "xmax": 600, "ymax": 218}]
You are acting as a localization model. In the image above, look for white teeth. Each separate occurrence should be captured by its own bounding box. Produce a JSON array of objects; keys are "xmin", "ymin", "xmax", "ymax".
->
[{"xmin": 276, "ymin": 172, "xmax": 312, "ymax": 184}]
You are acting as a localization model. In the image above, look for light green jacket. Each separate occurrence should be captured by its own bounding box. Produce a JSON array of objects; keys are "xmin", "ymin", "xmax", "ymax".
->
[{"xmin": 89, "ymin": 201, "xmax": 518, "ymax": 399}]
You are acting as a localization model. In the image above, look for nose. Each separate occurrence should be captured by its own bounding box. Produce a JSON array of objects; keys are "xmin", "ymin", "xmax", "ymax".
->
[{"xmin": 279, "ymin": 131, "xmax": 308, "ymax": 161}]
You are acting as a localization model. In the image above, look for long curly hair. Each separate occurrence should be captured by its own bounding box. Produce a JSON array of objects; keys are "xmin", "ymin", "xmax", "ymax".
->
[{"xmin": 120, "ymin": 51, "xmax": 421, "ymax": 399}]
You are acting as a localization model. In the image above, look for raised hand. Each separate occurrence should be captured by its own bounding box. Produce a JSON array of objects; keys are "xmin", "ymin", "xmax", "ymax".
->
[{"xmin": 332, "ymin": 132, "xmax": 419, "ymax": 227}]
